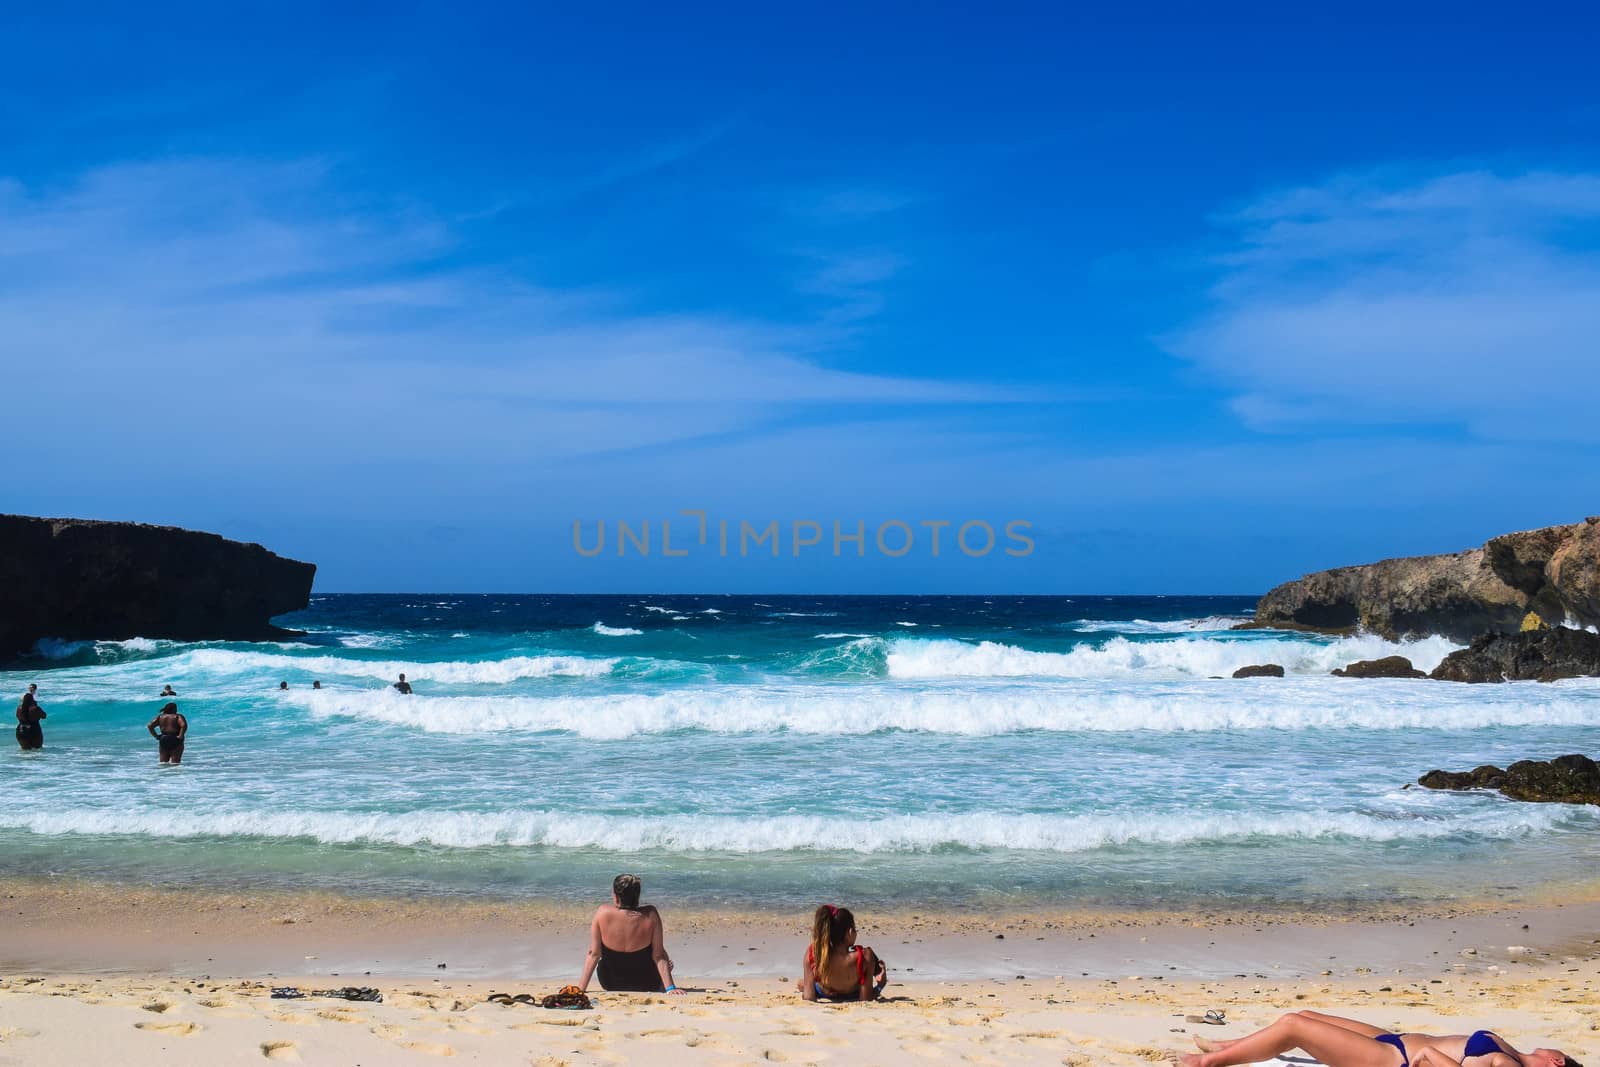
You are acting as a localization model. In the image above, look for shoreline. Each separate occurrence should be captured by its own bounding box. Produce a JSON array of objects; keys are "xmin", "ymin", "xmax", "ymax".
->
[{"xmin": 7, "ymin": 877, "xmax": 1600, "ymax": 982}]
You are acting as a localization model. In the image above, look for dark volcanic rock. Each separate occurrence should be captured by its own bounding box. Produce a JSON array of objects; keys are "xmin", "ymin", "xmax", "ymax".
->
[
  {"xmin": 1417, "ymin": 764, "xmax": 1508, "ymax": 791},
  {"xmin": 0, "ymin": 515, "xmax": 316, "ymax": 661},
  {"xmin": 1231, "ymin": 663, "xmax": 1285, "ymax": 678},
  {"xmin": 1249, "ymin": 516, "xmax": 1600, "ymax": 641},
  {"xmin": 1429, "ymin": 628, "xmax": 1600, "ymax": 683},
  {"xmin": 1331, "ymin": 655, "xmax": 1426, "ymax": 678},
  {"xmin": 1418, "ymin": 754, "xmax": 1600, "ymax": 805}
]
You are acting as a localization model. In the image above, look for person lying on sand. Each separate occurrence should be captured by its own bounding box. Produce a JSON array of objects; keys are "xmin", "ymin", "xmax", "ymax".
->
[
  {"xmin": 15, "ymin": 685, "xmax": 45, "ymax": 750},
  {"xmin": 576, "ymin": 874, "xmax": 681, "ymax": 994},
  {"xmin": 147, "ymin": 702, "xmax": 188, "ymax": 765},
  {"xmin": 799, "ymin": 904, "xmax": 886, "ymax": 1002},
  {"xmin": 1176, "ymin": 1009, "xmax": 1584, "ymax": 1067}
]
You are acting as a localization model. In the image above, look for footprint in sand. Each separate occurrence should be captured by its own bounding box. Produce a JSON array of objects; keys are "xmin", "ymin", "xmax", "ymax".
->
[
  {"xmin": 633, "ymin": 1028, "xmax": 687, "ymax": 1041},
  {"xmin": 510, "ymin": 1016, "xmax": 597, "ymax": 1029},
  {"xmin": 260, "ymin": 1039, "xmax": 301, "ymax": 1061},
  {"xmin": 0, "ymin": 1027, "xmax": 40, "ymax": 1041},
  {"xmin": 316, "ymin": 1009, "xmax": 364, "ymax": 1023},
  {"xmin": 400, "ymin": 1040, "xmax": 456, "ymax": 1056},
  {"xmin": 142, "ymin": 999, "xmax": 179, "ymax": 1014},
  {"xmin": 135, "ymin": 1021, "xmax": 202, "ymax": 1036},
  {"xmin": 444, "ymin": 1021, "xmax": 495, "ymax": 1035},
  {"xmin": 532, "ymin": 1058, "xmax": 572, "ymax": 1067}
]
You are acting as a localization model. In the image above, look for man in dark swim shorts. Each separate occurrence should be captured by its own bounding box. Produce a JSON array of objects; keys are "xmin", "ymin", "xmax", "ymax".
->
[{"xmin": 147, "ymin": 702, "xmax": 188, "ymax": 764}]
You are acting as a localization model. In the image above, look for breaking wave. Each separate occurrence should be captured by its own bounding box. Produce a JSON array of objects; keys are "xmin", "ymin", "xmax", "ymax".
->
[
  {"xmin": 883, "ymin": 633, "xmax": 1462, "ymax": 679},
  {"xmin": 285, "ymin": 681, "xmax": 1600, "ymax": 738},
  {"xmin": 592, "ymin": 622, "xmax": 643, "ymax": 636},
  {"xmin": 0, "ymin": 804, "xmax": 1582, "ymax": 853}
]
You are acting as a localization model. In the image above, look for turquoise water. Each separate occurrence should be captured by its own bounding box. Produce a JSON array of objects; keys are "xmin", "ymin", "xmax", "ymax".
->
[{"xmin": 6, "ymin": 595, "xmax": 1600, "ymax": 911}]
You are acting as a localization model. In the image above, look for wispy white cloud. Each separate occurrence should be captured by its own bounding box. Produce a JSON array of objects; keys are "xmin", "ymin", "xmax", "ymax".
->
[
  {"xmin": 1169, "ymin": 168, "xmax": 1600, "ymax": 438},
  {"xmin": 0, "ymin": 157, "xmax": 1022, "ymax": 489}
]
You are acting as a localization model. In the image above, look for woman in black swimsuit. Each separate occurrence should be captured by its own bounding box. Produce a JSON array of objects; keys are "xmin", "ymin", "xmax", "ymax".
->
[
  {"xmin": 15, "ymin": 687, "xmax": 45, "ymax": 750},
  {"xmin": 576, "ymin": 874, "xmax": 682, "ymax": 994},
  {"xmin": 146, "ymin": 702, "xmax": 188, "ymax": 765},
  {"xmin": 1177, "ymin": 1009, "xmax": 1582, "ymax": 1067}
]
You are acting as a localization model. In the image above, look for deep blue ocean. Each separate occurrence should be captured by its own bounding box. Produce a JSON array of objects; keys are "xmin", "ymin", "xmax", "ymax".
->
[{"xmin": 6, "ymin": 594, "xmax": 1599, "ymax": 912}]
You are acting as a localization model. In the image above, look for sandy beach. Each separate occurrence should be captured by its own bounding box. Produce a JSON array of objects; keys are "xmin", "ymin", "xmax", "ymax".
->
[{"xmin": 2, "ymin": 880, "xmax": 1597, "ymax": 1065}]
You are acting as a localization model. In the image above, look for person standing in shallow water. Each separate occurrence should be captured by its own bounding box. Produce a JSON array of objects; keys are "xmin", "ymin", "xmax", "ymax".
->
[
  {"xmin": 393, "ymin": 673, "xmax": 412, "ymax": 694},
  {"xmin": 15, "ymin": 684, "xmax": 45, "ymax": 750},
  {"xmin": 147, "ymin": 702, "xmax": 187, "ymax": 765}
]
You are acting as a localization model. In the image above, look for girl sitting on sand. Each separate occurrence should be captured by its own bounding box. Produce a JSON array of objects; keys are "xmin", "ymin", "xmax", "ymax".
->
[
  {"xmin": 576, "ymin": 874, "xmax": 682, "ymax": 994},
  {"xmin": 1176, "ymin": 1009, "xmax": 1583, "ymax": 1067},
  {"xmin": 799, "ymin": 905, "xmax": 886, "ymax": 1002}
]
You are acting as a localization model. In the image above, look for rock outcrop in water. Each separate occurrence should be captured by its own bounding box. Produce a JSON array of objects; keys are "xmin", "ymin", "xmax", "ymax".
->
[
  {"xmin": 1231, "ymin": 663, "xmax": 1284, "ymax": 678},
  {"xmin": 1428, "ymin": 628, "xmax": 1600, "ymax": 683},
  {"xmin": 1418, "ymin": 754, "xmax": 1600, "ymax": 806},
  {"xmin": 0, "ymin": 515, "xmax": 316, "ymax": 661},
  {"xmin": 1249, "ymin": 516, "xmax": 1600, "ymax": 642},
  {"xmin": 1330, "ymin": 655, "xmax": 1426, "ymax": 679}
]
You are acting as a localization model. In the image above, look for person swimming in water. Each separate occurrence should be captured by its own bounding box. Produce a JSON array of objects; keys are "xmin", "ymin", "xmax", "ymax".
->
[
  {"xmin": 1176, "ymin": 1010, "xmax": 1583, "ymax": 1067},
  {"xmin": 160, "ymin": 684, "xmax": 177, "ymax": 697},
  {"xmin": 393, "ymin": 673, "xmax": 412, "ymax": 695},
  {"xmin": 146, "ymin": 702, "xmax": 188, "ymax": 765},
  {"xmin": 576, "ymin": 874, "xmax": 682, "ymax": 994},
  {"xmin": 312, "ymin": 680, "xmax": 322, "ymax": 689},
  {"xmin": 15, "ymin": 684, "xmax": 45, "ymax": 751},
  {"xmin": 798, "ymin": 905, "xmax": 886, "ymax": 1002},
  {"xmin": 279, "ymin": 681, "xmax": 289, "ymax": 691}
]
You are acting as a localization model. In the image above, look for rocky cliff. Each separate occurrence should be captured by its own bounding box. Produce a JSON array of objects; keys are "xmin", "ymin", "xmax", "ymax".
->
[
  {"xmin": 1250, "ymin": 517, "xmax": 1600, "ymax": 641},
  {"xmin": 0, "ymin": 515, "xmax": 316, "ymax": 661}
]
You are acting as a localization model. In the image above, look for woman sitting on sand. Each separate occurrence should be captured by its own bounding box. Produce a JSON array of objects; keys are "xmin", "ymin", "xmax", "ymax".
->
[
  {"xmin": 576, "ymin": 874, "xmax": 681, "ymax": 994},
  {"xmin": 1177, "ymin": 1009, "xmax": 1583, "ymax": 1067},
  {"xmin": 798, "ymin": 905, "xmax": 886, "ymax": 1002}
]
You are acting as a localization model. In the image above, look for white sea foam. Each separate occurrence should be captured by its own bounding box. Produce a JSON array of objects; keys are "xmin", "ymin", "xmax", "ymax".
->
[
  {"xmin": 158, "ymin": 648, "xmax": 618, "ymax": 684},
  {"xmin": 32, "ymin": 636, "xmax": 169, "ymax": 659},
  {"xmin": 1072, "ymin": 616, "xmax": 1254, "ymax": 634},
  {"xmin": 285, "ymin": 679, "xmax": 1600, "ymax": 738},
  {"xmin": 591, "ymin": 622, "xmax": 643, "ymax": 636},
  {"xmin": 884, "ymin": 633, "xmax": 1462, "ymax": 679},
  {"xmin": 337, "ymin": 633, "xmax": 406, "ymax": 650},
  {"xmin": 0, "ymin": 803, "xmax": 1581, "ymax": 852},
  {"xmin": 642, "ymin": 606, "xmax": 674, "ymax": 613},
  {"xmin": 700, "ymin": 608, "xmax": 723, "ymax": 614},
  {"xmin": 813, "ymin": 632, "xmax": 872, "ymax": 639}
]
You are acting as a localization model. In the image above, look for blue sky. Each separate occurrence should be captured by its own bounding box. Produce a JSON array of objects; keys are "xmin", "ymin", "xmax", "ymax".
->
[{"xmin": 3, "ymin": 4, "xmax": 1598, "ymax": 593}]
